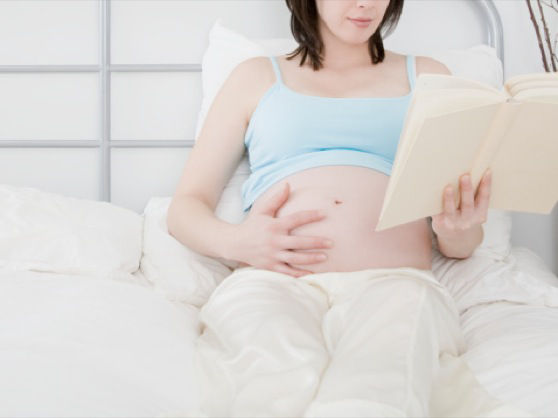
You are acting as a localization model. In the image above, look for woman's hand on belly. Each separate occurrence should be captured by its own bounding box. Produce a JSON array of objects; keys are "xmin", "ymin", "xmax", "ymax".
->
[
  {"xmin": 232, "ymin": 181, "xmax": 334, "ymax": 278},
  {"xmin": 249, "ymin": 166, "xmax": 433, "ymax": 273}
]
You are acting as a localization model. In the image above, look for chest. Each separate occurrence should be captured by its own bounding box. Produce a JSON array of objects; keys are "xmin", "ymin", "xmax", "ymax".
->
[
  {"xmin": 245, "ymin": 91, "xmax": 411, "ymax": 164},
  {"xmin": 282, "ymin": 59, "xmax": 410, "ymax": 99}
]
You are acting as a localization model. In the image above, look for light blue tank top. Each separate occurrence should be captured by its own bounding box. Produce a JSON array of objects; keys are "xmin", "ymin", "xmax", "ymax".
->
[{"xmin": 241, "ymin": 54, "xmax": 416, "ymax": 213}]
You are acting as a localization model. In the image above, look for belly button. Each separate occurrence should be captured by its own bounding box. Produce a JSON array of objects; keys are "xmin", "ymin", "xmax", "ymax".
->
[{"xmin": 333, "ymin": 199, "xmax": 342, "ymax": 205}]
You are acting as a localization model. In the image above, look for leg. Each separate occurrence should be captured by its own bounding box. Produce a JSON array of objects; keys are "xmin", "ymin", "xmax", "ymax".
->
[
  {"xmin": 195, "ymin": 266, "xmax": 330, "ymax": 418},
  {"xmin": 300, "ymin": 267, "xmax": 464, "ymax": 418}
]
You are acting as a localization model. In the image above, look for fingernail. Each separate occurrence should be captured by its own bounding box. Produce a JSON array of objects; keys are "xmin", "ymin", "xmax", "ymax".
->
[
  {"xmin": 462, "ymin": 174, "xmax": 469, "ymax": 182},
  {"xmin": 318, "ymin": 254, "xmax": 327, "ymax": 260}
]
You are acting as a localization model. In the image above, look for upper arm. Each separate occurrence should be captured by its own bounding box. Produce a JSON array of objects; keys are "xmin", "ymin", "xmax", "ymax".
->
[
  {"xmin": 169, "ymin": 58, "xmax": 260, "ymax": 211},
  {"xmin": 415, "ymin": 56, "xmax": 452, "ymax": 77}
]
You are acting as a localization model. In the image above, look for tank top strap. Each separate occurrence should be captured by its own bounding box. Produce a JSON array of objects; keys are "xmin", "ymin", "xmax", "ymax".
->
[
  {"xmin": 406, "ymin": 54, "xmax": 416, "ymax": 90},
  {"xmin": 269, "ymin": 55, "xmax": 283, "ymax": 84}
]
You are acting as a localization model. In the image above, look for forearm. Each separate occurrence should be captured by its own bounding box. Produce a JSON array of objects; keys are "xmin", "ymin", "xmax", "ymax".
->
[
  {"xmin": 436, "ymin": 224, "xmax": 484, "ymax": 259},
  {"xmin": 166, "ymin": 196, "xmax": 238, "ymax": 261}
]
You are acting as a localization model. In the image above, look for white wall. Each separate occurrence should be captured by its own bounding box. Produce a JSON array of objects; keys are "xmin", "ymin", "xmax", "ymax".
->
[{"xmin": 493, "ymin": 0, "xmax": 558, "ymax": 275}]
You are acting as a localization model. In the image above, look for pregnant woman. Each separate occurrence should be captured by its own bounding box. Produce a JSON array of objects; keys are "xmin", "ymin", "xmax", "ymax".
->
[{"xmin": 166, "ymin": 1, "xmax": 521, "ymax": 417}]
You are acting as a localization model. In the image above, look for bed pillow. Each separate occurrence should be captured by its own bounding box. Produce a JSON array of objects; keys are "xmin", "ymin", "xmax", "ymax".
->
[
  {"xmin": 140, "ymin": 197, "xmax": 232, "ymax": 309},
  {"xmin": 0, "ymin": 184, "xmax": 143, "ymax": 283},
  {"xmin": 145, "ymin": 18, "xmax": 512, "ymax": 305}
]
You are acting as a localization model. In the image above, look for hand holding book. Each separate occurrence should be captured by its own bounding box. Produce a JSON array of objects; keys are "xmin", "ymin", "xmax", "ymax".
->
[{"xmin": 431, "ymin": 168, "xmax": 492, "ymax": 239}]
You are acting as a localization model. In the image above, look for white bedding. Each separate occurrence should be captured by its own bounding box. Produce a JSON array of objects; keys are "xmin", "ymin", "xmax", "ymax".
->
[
  {"xmin": 0, "ymin": 269, "xmax": 201, "ymax": 417},
  {"xmin": 457, "ymin": 248, "xmax": 558, "ymax": 417},
  {"xmin": 1, "ymin": 246, "xmax": 557, "ymax": 417}
]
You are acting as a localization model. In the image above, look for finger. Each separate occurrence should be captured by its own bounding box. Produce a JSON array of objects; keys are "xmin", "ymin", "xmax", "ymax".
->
[
  {"xmin": 281, "ymin": 210, "xmax": 326, "ymax": 232},
  {"xmin": 460, "ymin": 173, "xmax": 475, "ymax": 219},
  {"xmin": 278, "ymin": 235, "xmax": 333, "ymax": 251},
  {"xmin": 272, "ymin": 261, "xmax": 314, "ymax": 278},
  {"xmin": 276, "ymin": 249, "xmax": 327, "ymax": 266},
  {"xmin": 474, "ymin": 169, "xmax": 492, "ymax": 219},
  {"xmin": 443, "ymin": 184, "xmax": 456, "ymax": 216}
]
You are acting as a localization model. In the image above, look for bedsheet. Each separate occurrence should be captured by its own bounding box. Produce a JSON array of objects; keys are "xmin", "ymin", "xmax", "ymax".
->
[{"xmin": 0, "ymin": 247, "xmax": 557, "ymax": 417}]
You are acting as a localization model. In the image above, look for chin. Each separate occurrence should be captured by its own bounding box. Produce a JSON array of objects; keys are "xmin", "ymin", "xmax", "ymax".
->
[{"xmin": 342, "ymin": 32, "xmax": 374, "ymax": 44}]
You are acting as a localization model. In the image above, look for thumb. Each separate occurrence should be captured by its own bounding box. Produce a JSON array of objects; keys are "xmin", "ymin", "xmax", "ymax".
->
[{"xmin": 259, "ymin": 182, "xmax": 290, "ymax": 217}]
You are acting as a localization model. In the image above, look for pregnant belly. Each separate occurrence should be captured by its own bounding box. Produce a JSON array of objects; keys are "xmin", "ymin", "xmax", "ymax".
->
[{"xmin": 247, "ymin": 165, "xmax": 433, "ymax": 273}]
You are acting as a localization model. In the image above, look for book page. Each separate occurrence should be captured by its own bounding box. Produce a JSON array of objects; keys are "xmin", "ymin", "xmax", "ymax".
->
[
  {"xmin": 391, "ymin": 90, "xmax": 505, "ymax": 198},
  {"xmin": 399, "ymin": 76, "xmax": 508, "ymax": 170},
  {"xmin": 504, "ymin": 72, "xmax": 558, "ymax": 95},
  {"xmin": 514, "ymin": 88, "xmax": 558, "ymax": 103},
  {"xmin": 507, "ymin": 80, "xmax": 558, "ymax": 97},
  {"xmin": 387, "ymin": 83, "xmax": 508, "ymax": 227},
  {"xmin": 416, "ymin": 73, "xmax": 505, "ymax": 96},
  {"xmin": 487, "ymin": 101, "xmax": 558, "ymax": 214},
  {"xmin": 419, "ymin": 89, "xmax": 507, "ymax": 117},
  {"xmin": 470, "ymin": 102, "xmax": 522, "ymax": 196},
  {"xmin": 376, "ymin": 102, "xmax": 503, "ymax": 231}
]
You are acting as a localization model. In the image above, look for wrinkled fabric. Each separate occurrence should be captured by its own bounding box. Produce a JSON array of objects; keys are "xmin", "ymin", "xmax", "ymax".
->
[{"xmin": 194, "ymin": 266, "xmax": 533, "ymax": 417}]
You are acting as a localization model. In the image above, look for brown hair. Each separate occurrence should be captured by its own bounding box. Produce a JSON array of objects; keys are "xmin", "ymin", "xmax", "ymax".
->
[{"xmin": 284, "ymin": 0, "xmax": 405, "ymax": 70}]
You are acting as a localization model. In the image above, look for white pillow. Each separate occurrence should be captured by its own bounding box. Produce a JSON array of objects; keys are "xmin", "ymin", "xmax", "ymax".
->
[
  {"xmin": 0, "ymin": 184, "xmax": 143, "ymax": 283},
  {"xmin": 140, "ymin": 197, "xmax": 232, "ymax": 309},
  {"xmin": 146, "ymin": 18, "xmax": 513, "ymax": 305},
  {"xmin": 428, "ymin": 44, "xmax": 504, "ymax": 90}
]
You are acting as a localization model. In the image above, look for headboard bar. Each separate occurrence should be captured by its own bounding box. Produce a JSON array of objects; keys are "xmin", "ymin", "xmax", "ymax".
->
[{"xmin": 475, "ymin": 0, "xmax": 505, "ymax": 67}]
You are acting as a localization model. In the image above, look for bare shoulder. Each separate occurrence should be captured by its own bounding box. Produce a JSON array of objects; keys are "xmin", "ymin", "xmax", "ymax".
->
[
  {"xmin": 234, "ymin": 55, "xmax": 274, "ymax": 79},
  {"xmin": 415, "ymin": 55, "xmax": 452, "ymax": 76},
  {"xmin": 231, "ymin": 56, "xmax": 276, "ymax": 121},
  {"xmin": 386, "ymin": 51, "xmax": 451, "ymax": 76}
]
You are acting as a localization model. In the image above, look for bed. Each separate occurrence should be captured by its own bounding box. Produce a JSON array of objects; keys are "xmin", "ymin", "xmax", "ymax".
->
[{"xmin": 1, "ymin": 0, "xmax": 557, "ymax": 417}]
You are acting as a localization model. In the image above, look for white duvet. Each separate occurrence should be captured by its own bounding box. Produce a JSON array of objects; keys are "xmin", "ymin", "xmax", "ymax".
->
[
  {"xmin": 0, "ymin": 269, "xmax": 201, "ymax": 417},
  {"xmin": 1, "ymin": 246, "xmax": 557, "ymax": 417}
]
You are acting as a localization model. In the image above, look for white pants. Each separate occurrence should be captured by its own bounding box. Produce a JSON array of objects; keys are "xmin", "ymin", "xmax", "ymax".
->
[{"xmin": 193, "ymin": 266, "xmax": 532, "ymax": 418}]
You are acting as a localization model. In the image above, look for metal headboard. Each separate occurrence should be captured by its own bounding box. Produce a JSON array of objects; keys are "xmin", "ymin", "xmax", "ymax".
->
[
  {"xmin": 0, "ymin": 0, "xmax": 504, "ymax": 204},
  {"xmin": 474, "ymin": 0, "xmax": 504, "ymax": 65}
]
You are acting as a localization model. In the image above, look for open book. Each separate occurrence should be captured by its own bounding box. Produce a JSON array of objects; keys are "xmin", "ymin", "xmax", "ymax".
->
[{"xmin": 375, "ymin": 71, "xmax": 558, "ymax": 232}]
